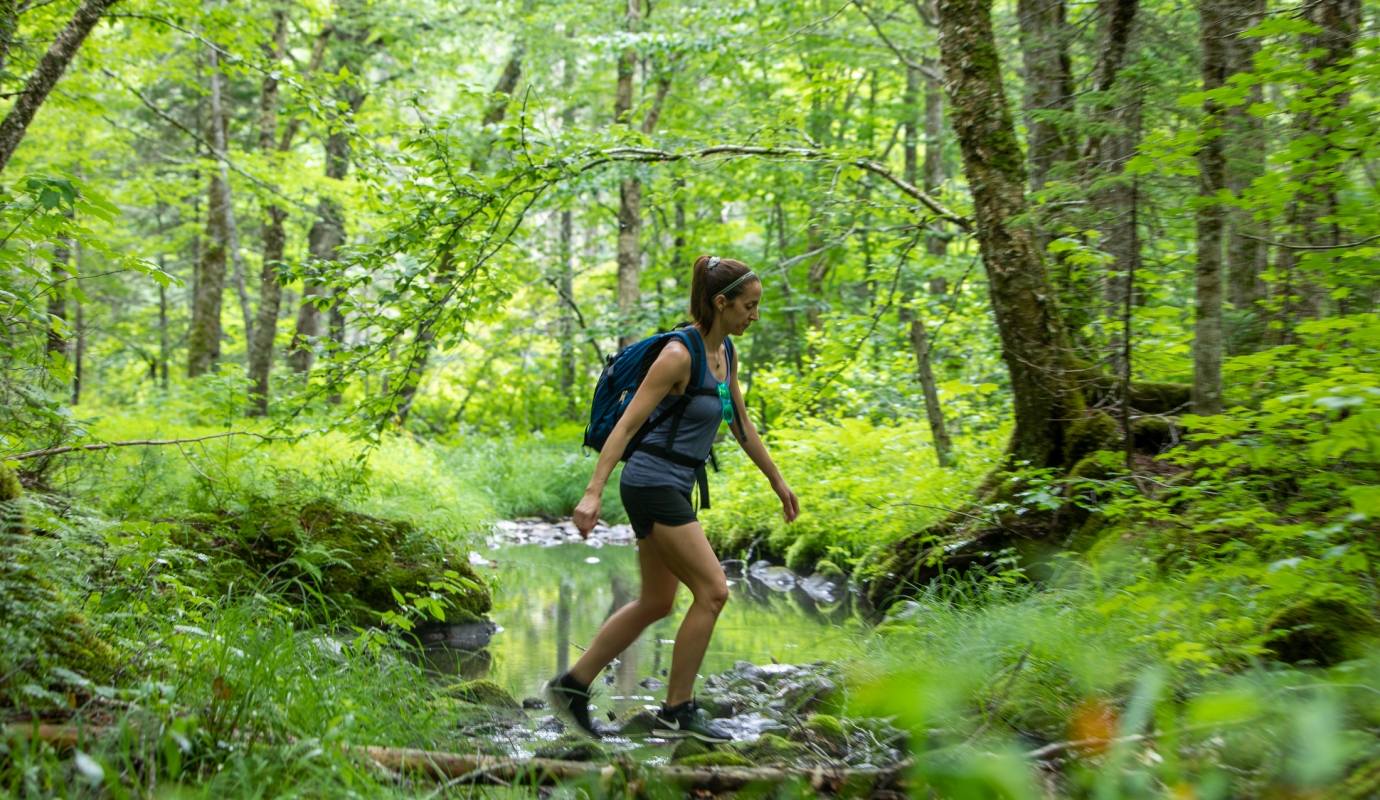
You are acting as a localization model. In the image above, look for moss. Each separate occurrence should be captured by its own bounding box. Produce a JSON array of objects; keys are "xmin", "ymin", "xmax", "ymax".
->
[
  {"xmin": 0, "ymin": 465, "xmax": 21, "ymax": 502},
  {"xmin": 1131, "ymin": 416, "xmax": 1173, "ymax": 454},
  {"xmin": 1130, "ymin": 381, "xmax": 1191, "ymax": 414},
  {"xmin": 188, "ymin": 496, "xmax": 490, "ymax": 628},
  {"xmin": 737, "ymin": 733, "xmax": 809, "ymax": 765},
  {"xmin": 1063, "ymin": 413, "xmax": 1117, "ymax": 467},
  {"xmin": 794, "ymin": 714, "xmax": 848, "ymax": 754},
  {"xmin": 677, "ymin": 752, "xmax": 754, "ymax": 768},
  {"xmin": 1068, "ymin": 454, "xmax": 1111, "ymax": 482},
  {"xmin": 672, "ymin": 737, "xmax": 713, "ymax": 761},
  {"xmin": 534, "ymin": 737, "xmax": 603, "ymax": 761},
  {"xmin": 1265, "ymin": 598, "xmax": 1379, "ymax": 667},
  {"xmin": 814, "ymin": 559, "xmax": 845, "ymax": 579},
  {"xmin": 442, "ymin": 679, "xmax": 520, "ymax": 708},
  {"xmin": 785, "ymin": 530, "xmax": 829, "ymax": 574}
]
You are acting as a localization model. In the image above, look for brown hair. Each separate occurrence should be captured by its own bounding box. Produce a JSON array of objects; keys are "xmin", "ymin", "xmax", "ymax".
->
[{"xmin": 689, "ymin": 254, "xmax": 759, "ymax": 327}]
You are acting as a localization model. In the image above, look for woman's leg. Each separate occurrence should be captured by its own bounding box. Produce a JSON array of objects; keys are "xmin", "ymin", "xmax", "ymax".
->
[
  {"xmin": 568, "ymin": 541, "xmax": 679, "ymax": 686},
  {"xmin": 642, "ymin": 520, "xmax": 728, "ymax": 706}
]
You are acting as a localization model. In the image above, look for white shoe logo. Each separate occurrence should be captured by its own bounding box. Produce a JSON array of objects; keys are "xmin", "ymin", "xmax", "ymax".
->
[{"xmin": 661, "ymin": 719, "xmax": 681, "ymax": 730}]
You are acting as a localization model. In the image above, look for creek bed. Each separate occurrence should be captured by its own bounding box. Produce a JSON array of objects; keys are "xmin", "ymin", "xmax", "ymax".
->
[{"xmin": 420, "ymin": 520, "xmax": 872, "ymax": 722}]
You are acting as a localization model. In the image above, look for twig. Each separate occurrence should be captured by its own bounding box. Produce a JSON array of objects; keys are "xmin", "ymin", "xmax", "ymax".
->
[
  {"xmin": 1238, "ymin": 232, "xmax": 1380, "ymax": 251},
  {"xmin": 584, "ymin": 145, "xmax": 970, "ymax": 230},
  {"xmin": 6, "ymin": 432, "xmax": 288, "ymax": 461}
]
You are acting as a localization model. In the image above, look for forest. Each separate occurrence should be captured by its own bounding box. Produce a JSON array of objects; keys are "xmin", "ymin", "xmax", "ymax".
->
[{"xmin": 1, "ymin": 0, "xmax": 1379, "ymax": 795}]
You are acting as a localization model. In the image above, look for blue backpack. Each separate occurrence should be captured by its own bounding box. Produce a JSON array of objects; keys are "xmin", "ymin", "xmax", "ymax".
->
[{"xmin": 583, "ymin": 326, "xmax": 736, "ymax": 507}]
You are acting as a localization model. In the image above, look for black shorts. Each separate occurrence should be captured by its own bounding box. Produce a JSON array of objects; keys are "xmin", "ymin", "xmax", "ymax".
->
[{"xmin": 620, "ymin": 483, "xmax": 697, "ymax": 539}]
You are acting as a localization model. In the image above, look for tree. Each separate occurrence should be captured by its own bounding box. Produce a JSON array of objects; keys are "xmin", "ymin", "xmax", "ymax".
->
[
  {"xmin": 0, "ymin": 0, "xmax": 122, "ymax": 175},
  {"xmin": 1192, "ymin": 0, "xmax": 1230, "ymax": 416}
]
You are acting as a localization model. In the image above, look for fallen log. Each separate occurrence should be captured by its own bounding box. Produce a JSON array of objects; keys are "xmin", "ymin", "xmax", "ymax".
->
[
  {"xmin": 355, "ymin": 744, "xmax": 910, "ymax": 794},
  {"xmin": 5, "ymin": 723, "xmax": 108, "ymax": 750}
]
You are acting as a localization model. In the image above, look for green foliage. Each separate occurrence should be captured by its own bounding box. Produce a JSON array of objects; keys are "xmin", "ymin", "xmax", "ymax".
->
[{"xmin": 702, "ymin": 418, "xmax": 1003, "ymax": 570}]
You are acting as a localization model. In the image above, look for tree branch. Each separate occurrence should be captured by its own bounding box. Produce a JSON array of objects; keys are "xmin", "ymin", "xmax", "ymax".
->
[
  {"xmin": 6, "ymin": 432, "xmax": 289, "ymax": 461},
  {"xmin": 583, "ymin": 145, "xmax": 971, "ymax": 230}
]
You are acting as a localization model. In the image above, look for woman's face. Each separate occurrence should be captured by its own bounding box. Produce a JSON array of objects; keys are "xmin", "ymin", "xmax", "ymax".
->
[{"xmin": 716, "ymin": 280, "xmax": 762, "ymax": 335}]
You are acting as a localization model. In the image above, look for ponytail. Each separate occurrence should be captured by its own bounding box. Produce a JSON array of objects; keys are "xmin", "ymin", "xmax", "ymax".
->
[{"xmin": 689, "ymin": 254, "xmax": 758, "ymax": 327}]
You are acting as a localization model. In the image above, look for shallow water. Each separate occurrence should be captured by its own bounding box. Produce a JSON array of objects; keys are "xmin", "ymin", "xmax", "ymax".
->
[{"xmin": 424, "ymin": 542, "xmax": 870, "ymax": 718}]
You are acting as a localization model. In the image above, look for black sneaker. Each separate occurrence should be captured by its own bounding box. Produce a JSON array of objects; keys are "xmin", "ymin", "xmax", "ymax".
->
[
  {"xmin": 652, "ymin": 700, "xmax": 733, "ymax": 743},
  {"xmin": 542, "ymin": 672, "xmax": 600, "ymax": 739}
]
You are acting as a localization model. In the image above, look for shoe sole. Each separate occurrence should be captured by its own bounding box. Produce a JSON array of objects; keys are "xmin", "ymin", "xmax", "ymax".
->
[
  {"xmin": 651, "ymin": 724, "xmax": 731, "ymax": 744},
  {"xmin": 541, "ymin": 680, "xmax": 601, "ymax": 740}
]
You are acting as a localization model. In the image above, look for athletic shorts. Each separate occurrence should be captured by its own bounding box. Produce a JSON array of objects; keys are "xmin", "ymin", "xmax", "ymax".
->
[{"xmin": 620, "ymin": 483, "xmax": 697, "ymax": 539}]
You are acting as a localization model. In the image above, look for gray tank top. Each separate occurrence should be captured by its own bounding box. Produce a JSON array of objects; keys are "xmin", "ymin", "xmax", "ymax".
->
[{"xmin": 620, "ymin": 330, "xmax": 727, "ymax": 494}]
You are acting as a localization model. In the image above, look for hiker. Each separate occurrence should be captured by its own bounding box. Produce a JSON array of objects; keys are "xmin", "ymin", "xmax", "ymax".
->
[{"xmin": 544, "ymin": 255, "xmax": 800, "ymax": 743}]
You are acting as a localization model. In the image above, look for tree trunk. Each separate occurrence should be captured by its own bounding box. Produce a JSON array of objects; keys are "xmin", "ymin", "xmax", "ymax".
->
[
  {"xmin": 613, "ymin": 0, "xmax": 642, "ymax": 350},
  {"xmin": 1017, "ymin": 0, "xmax": 1073, "ymax": 194},
  {"xmin": 205, "ymin": 47, "xmax": 252, "ymax": 346},
  {"xmin": 923, "ymin": 53, "xmax": 948, "ymax": 268},
  {"xmin": 45, "ymin": 239, "xmax": 70, "ymax": 363},
  {"xmin": 1276, "ymin": 0, "xmax": 1361, "ymax": 327},
  {"xmin": 72, "ymin": 261, "xmax": 83, "ymax": 404},
  {"xmin": 247, "ymin": 8, "xmax": 289, "ymax": 416},
  {"xmin": 188, "ymin": 172, "xmax": 229, "ymax": 377},
  {"xmin": 1193, "ymin": 0, "xmax": 1230, "ymax": 416},
  {"xmin": 158, "ymin": 260, "xmax": 169, "ymax": 390},
  {"xmin": 0, "ymin": 0, "xmax": 121, "ymax": 175},
  {"xmin": 0, "ymin": 0, "xmax": 18, "ymax": 76},
  {"xmin": 558, "ymin": 209, "xmax": 577, "ymax": 405},
  {"xmin": 903, "ymin": 65, "xmax": 920, "ymax": 187},
  {"xmin": 940, "ymin": 0, "xmax": 1081, "ymax": 470},
  {"xmin": 909, "ymin": 312, "xmax": 952, "ymax": 466},
  {"xmin": 1224, "ymin": 0, "xmax": 1266, "ymax": 354}
]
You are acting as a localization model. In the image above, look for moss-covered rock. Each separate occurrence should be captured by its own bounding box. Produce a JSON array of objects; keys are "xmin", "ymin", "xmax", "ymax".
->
[
  {"xmin": 1265, "ymin": 597, "xmax": 1379, "ymax": 666},
  {"xmin": 671, "ymin": 737, "xmax": 713, "ymax": 762},
  {"xmin": 814, "ymin": 559, "xmax": 845, "ymax": 579},
  {"xmin": 803, "ymin": 714, "xmax": 847, "ymax": 747},
  {"xmin": 785, "ymin": 529, "xmax": 829, "ymax": 574},
  {"xmin": 1131, "ymin": 416, "xmax": 1173, "ymax": 453},
  {"xmin": 737, "ymin": 733, "xmax": 809, "ymax": 765},
  {"xmin": 677, "ymin": 752, "xmax": 754, "ymax": 768},
  {"xmin": 1064, "ymin": 413, "xmax": 1117, "ymax": 466},
  {"xmin": 443, "ymin": 679, "xmax": 520, "ymax": 709},
  {"xmin": 183, "ymin": 496, "xmax": 490, "ymax": 627},
  {"xmin": 534, "ymin": 736, "xmax": 603, "ymax": 761}
]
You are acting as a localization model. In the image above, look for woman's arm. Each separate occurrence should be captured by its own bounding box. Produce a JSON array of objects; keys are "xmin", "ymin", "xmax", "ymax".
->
[
  {"xmin": 572, "ymin": 343, "xmax": 692, "ymax": 536},
  {"xmin": 727, "ymin": 354, "xmax": 800, "ymax": 523}
]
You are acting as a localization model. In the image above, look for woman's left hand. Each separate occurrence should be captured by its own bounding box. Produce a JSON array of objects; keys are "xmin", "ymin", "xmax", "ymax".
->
[{"xmin": 774, "ymin": 482, "xmax": 800, "ymax": 523}]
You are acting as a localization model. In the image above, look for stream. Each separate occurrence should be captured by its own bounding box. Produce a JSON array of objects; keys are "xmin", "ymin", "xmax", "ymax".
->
[{"xmin": 419, "ymin": 519, "xmax": 872, "ymax": 720}]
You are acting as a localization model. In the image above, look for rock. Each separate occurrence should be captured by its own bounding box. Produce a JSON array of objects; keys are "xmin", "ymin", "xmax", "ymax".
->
[
  {"xmin": 672, "ymin": 738, "xmax": 713, "ymax": 761},
  {"xmin": 534, "ymin": 738, "xmax": 603, "ymax": 761},
  {"xmin": 737, "ymin": 733, "xmax": 809, "ymax": 765},
  {"xmin": 732, "ymin": 660, "xmax": 764, "ymax": 683},
  {"xmin": 757, "ymin": 663, "xmax": 799, "ymax": 680},
  {"xmin": 775, "ymin": 676, "xmax": 837, "ymax": 713},
  {"xmin": 801, "ymin": 574, "xmax": 840, "ymax": 603},
  {"xmin": 521, "ymin": 697, "xmax": 546, "ymax": 709},
  {"xmin": 793, "ymin": 714, "xmax": 848, "ymax": 756},
  {"xmin": 612, "ymin": 708, "xmax": 660, "ymax": 736},
  {"xmin": 699, "ymin": 692, "xmax": 748, "ymax": 719},
  {"xmin": 748, "ymin": 561, "xmax": 797, "ymax": 592},
  {"xmin": 417, "ymin": 620, "xmax": 497, "ymax": 651},
  {"xmin": 442, "ymin": 679, "xmax": 521, "ymax": 709},
  {"xmin": 638, "ymin": 676, "xmax": 666, "ymax": 691},
  {"xmin": 677, "ymin": 752, "xmax": 754, "ymax": 768},
  {"xmin": 1265, "ymin": 597, "xmax": 1379, "ymax": 666}
]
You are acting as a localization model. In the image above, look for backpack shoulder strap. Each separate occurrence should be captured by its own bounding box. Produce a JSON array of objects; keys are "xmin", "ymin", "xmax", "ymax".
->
[{"xmin": 675, "ymin": 328, "xmax": 707, "ymax": 390}]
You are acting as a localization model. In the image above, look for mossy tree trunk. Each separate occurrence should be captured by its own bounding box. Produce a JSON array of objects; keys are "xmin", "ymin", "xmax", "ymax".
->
[
  {"xmin": 867, "ymin": 0, "xmax": 1192, "ymax": 608},
  {"xmin": 938, "ymin": 0, "xmax": 1085, "ymax": 471}
]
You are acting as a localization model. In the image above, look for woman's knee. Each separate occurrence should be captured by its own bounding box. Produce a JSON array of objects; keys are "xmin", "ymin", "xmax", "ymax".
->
[
  {"xmin": 695, "ymin": 581, "xmax": 730, "ymax": 615},
  {"xmin": 641, "ymin": 596, "xmax": 676, "ymax": 621}
]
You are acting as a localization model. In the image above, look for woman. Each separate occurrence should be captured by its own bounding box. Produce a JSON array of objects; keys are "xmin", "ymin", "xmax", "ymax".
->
[{"xmin": 544, "ymin": 255, "xmax": 800, "ymax": 743}]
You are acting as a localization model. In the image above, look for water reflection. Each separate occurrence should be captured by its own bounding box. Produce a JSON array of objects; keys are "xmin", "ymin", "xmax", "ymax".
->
[{"xmin": 424, "ymin": 543, "xmax": 867, "ymax": 717}]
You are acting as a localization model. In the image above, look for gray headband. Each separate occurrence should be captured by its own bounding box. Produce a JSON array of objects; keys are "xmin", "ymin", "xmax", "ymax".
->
[{"xmin": 716, "ymin": 270, "xmax": 757, "ymax": 297}]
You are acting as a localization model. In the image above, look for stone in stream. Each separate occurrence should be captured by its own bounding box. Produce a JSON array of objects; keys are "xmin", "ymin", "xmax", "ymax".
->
[
  {"xmin": 442, "ymin": 678, "xmax": 522, "ymax": 709},
  {"xmin": 774, "ymin": 676, "xmax": 838, "ymax": 714},
  {"xmin": 748, "ymin": 560, "xmax": 797, "ymax": 592},
  {"xmin": 800, "ymin": 573, "xmax": 841, "ymax": 603},
  {"xmin": 521, "ymin": 697, "xmax": 546, "ymax": 709},
  {"xmin": 637, "ymin": 676, "xmax": 665, "ymax": 690}
]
